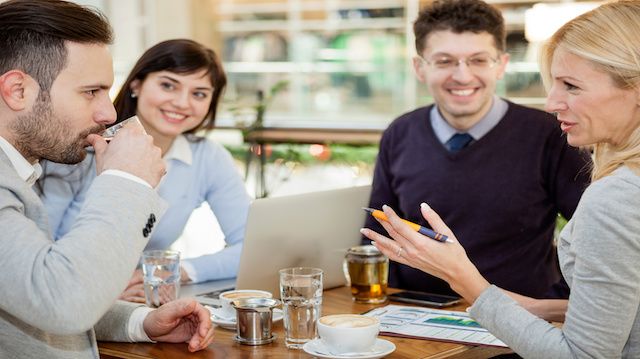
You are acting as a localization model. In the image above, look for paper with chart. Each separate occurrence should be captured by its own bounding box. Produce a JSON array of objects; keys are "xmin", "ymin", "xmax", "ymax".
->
[{"xmin": 365, "ymin": 305, "xmax": 508, "ymax": 348}]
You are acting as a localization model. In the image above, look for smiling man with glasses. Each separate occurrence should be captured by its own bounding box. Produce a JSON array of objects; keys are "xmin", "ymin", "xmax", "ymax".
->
[{"xmin": 363, "ymin": 0, "xmax": 592, "ymax": 303}]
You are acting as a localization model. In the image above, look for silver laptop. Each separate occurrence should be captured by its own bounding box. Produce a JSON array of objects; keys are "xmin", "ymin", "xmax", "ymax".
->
[{"xmin": 185, "ymin": 185, "xmax": 371, "ymax": 303}]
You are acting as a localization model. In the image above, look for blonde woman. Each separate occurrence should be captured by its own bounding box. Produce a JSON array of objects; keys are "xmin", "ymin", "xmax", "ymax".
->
[{"xmin": 362, "ymin": 1, "xmax": 640, "ymax": 357}]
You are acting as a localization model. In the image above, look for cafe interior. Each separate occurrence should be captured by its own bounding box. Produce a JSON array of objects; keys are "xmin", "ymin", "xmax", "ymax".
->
[{"xmin": 24, "ymin": 0, "xmax": 604, "ymax": 358}]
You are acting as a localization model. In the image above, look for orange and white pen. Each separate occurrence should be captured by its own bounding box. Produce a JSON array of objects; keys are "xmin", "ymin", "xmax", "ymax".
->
[{"xmin": 363, "ymin": 207, "xmax": 452, "ymax": 243}]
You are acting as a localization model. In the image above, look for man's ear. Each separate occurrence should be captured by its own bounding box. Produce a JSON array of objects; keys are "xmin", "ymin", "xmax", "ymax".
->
[
  {"xmin": 412, "ymin": 56, "xmax": 428, "ymax": 84},
  {"xmin": 0, "ymin": 70, "xmax": 37, "ymax": 111},
  {"xmin": 495, "ymin": 52, "xmax": 510, "ymax": 81}
]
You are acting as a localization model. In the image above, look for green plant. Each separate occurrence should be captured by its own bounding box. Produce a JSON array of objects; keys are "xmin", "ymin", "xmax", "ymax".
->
[
  {"xmin": 224, "ymin": 143, "xmax": 378, "ymax": 166},
  {"xmin": 227, "ymin": 80, "xmax": 289, "ymax": 138},
  {"xmin": 253, "ymin": 80, "xmax": 288, "ymax": 128}
]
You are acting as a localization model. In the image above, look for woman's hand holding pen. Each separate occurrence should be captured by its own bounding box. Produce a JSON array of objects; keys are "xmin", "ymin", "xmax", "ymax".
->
[
  {"xmin": 360, "ymin": 203, "xmax": 465, "ymax": 284},
  {"xmin": 360, "ymin": 203, "xmax": 490, "ymax": 304}
]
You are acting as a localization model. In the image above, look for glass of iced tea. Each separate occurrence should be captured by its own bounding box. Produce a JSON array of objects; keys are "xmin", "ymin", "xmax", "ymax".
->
[{"xmin": 344, "ymin": 245, "xmax": 388, "ymax": 304}]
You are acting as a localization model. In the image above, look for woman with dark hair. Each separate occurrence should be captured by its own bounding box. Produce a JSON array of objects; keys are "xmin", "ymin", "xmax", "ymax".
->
[{"xmin": 41, "ymin": 39, "xmax": 250, "ymax": 302}]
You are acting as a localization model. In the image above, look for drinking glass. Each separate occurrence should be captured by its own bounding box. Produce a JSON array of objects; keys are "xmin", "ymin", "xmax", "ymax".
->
[
  {"xmin": 142, "ymin": 250, "xmax": 181, "ymax": 308},
  {"xmin": 101, "ymin": 115, "xmax": 142, "ymax": 141},
  {"xmin": 279, "ymin": 267, "xmax": 323, "ymax": 349}
]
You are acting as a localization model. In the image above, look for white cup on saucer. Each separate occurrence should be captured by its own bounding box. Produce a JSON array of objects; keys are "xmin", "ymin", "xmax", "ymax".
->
[
  {"xmin": 318, "ymin": 314, "xmax": 380, "ymax": 355},
  {"xmin": 219, "ymin": 289, "xmax": 272, "ymax": 319}
]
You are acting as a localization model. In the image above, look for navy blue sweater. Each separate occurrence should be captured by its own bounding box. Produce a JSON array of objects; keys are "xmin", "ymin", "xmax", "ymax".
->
[{"xmin": 364, "ymin": 102, "xmax": 592, "ymax": 299}]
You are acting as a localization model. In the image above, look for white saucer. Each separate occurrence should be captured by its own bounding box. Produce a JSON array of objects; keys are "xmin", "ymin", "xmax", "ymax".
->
[
  {"xmin": 302, "ymin": 338, "xmax": 396, "ymax": 359},
  {"xmin": 208, "ymin": 307, "xmax": 283, "ymax": 330}
]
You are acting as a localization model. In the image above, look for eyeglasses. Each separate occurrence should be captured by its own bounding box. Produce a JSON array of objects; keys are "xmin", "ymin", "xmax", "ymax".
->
[{"xmin": 419, "ymin": 54, "xmax": 500, "ymax": 71}]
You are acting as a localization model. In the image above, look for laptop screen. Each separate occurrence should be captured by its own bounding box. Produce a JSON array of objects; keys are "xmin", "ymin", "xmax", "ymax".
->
[{"xmin": 236, "ymin": 185, "xmax": 371, "ymax": 298}]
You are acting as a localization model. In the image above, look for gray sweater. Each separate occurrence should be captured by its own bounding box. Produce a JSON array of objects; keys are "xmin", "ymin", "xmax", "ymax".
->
[{"xmin": 470, "ymin": 166, "xmax": 640, "ymax": 358}]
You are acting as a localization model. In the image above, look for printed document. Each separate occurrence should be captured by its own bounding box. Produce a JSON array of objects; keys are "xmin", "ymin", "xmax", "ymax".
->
[{"xmin": 365, "ymin": 305, "xmax": 507, "ymax": 348}]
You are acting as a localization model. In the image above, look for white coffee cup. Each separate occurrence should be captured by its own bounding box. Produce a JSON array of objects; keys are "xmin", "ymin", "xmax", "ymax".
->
[
  {"xmin": 219, "ymin": 289, "xmax": 272, "ymax": 318},
  {"xmin": 318, "ymin": 314, "xmax": 380, "ymax": 355}
]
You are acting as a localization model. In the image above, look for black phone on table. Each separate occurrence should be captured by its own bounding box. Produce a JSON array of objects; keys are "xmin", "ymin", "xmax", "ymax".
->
[{"xmin": 388, "ymin": 290, "xmax": 461, "ymax": 307}]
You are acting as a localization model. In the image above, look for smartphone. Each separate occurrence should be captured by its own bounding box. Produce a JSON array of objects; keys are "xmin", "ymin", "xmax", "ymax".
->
[{"xmin": 388, "ymin": 290, "xmax": 461, "ymax": 308}]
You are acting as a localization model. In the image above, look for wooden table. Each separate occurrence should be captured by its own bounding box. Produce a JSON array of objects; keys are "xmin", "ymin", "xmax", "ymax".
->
[{"xmin": 99, "ymin": 287, "xmax": 511, "ymax": 359}]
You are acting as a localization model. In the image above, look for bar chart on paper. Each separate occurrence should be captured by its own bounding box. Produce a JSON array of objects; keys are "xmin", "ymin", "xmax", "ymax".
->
[{"xmin": 366, "ymin": 305, "xmax": 507, "ymax": 348}]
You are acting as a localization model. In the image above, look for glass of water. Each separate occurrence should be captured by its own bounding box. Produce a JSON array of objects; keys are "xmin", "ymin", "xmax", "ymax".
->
[
  {"xmin": 101, "ymin": 115, "xmax": 142, "ymax": 142},
  {"xmin": 279, "ymin": 267, "xmax": 323, "ymax": 349},
  {"xmin": 142, "ymin": 250, "xmax": 181, "ymax": 308}
]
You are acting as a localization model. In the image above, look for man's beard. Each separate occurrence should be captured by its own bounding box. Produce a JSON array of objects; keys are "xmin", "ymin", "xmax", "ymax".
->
[{"xmin": 12, "ymin": 93, "xmax": 104, "ymax": 164}]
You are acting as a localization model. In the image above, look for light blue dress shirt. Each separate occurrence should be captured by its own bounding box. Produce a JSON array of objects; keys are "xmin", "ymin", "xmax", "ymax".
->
[
  {"xmin": 39, "ymin": 135, "xmax": 251, "ymax": 283},
  {"xmin": 430, "ymin": 95, "xmax": 508, "ymax": 145}
]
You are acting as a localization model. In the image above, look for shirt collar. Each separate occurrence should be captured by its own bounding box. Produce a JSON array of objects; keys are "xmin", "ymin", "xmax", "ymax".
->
[
  {"xmin": 163, "ymin": 134, "xmax": 192, "ymax": 165},
  {"xmin": 0, "ymin": 135, "xmax": 42, "ymax": 185},
  {"xmin": 430, "ymin": 95, "xmax": 508, "ymax": 144}
]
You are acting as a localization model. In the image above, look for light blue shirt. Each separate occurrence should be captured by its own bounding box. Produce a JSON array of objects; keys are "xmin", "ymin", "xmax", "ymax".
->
[
  {"xmin": 39, "ymin": 135, "xmax": 251, "ymax": 283},
  {"xmin": 430, "ymin": 95, "xmax": 508, "ymax": 144}
]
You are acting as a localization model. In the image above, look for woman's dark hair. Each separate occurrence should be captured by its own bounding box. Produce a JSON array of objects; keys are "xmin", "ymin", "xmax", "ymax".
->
[{"xmin": 113, "ymin": 39, "xmax": 227, "ymax": 136}]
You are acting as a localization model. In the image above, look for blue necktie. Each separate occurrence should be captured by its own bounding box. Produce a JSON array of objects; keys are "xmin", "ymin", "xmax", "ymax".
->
[{"xmin": 446, "ymin": 133, "xmax": 473, "ymax": 153}]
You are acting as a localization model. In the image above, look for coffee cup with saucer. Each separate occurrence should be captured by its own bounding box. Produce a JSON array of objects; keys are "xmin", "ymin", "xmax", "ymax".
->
[
  {"xmin": 303, "ymin": 337, "xmax": 395, "ymax": 359},
  {"xmin": 219, "ymin": 289, "xmax": 272, "ymax": 318},
  {"xmin": 303, "ymin": 314, "xmax": 395, "ymax": 358}
]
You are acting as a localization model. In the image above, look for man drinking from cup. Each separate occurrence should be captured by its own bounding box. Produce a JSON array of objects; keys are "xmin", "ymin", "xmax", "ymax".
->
[{"xmin": 0, "ymin": 1, "xmax": 213, "ymax": 357}]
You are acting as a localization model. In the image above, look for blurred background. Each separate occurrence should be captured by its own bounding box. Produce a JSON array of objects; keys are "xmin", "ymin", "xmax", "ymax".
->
[{"xmin": 62, "ymin": 0, "xmax": 600, "ymax": 256}]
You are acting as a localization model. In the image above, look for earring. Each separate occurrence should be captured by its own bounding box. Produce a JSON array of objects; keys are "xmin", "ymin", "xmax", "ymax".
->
[{"xmin": 131, "ymin": 92, "xmax": 137, "ymax": 98}]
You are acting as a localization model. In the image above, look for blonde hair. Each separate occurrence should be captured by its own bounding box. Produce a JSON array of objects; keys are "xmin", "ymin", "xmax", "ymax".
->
[{"xmin": 540, "ymin": 0, "xmax": 640, "ymax": 181}]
